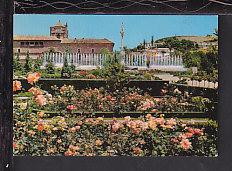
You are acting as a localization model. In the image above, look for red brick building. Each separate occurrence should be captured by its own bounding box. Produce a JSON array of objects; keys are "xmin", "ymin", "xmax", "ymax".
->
[{"xmin": 13, "ymin": 21, "xmax": 114, "ymax": 61}]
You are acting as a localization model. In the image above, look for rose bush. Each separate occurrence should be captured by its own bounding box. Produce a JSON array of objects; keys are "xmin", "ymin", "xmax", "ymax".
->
[
  {"xmin": 13, "ymin": 72, "xmax": 217, "ymax": 156},
  {"xmin": 22, "ymin": 84, "xmax": 212, "ymax": 114},
  {"xmin": 13, "ymin": 109, "xmax": 217, "ymax": 156}
]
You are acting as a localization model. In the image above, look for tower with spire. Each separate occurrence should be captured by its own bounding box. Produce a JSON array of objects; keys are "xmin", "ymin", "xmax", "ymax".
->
[{"xmin": 50, "ymin": 20, "xmax": 69, "ymax": 39}]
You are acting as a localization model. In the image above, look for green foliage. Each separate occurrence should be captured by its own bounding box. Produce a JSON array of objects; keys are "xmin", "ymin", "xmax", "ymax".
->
[
  {"xmin": 183, "ymin": 50, "xmax": 203, "ymax": 68},
  {"xmin": 144, "ymin": 72, "xmax": 152, "ymax": 80},
  {"xmin": 24, "ymin": 51, "xmax": 33, "ymax": 73},
  {"xmin": 61, "ymin": 52, "xmax": 74, "ymax": 78},
  {"xmin": 34, "ymin": 58, "xmax": 43, "ymax": 72},
  {"xmin": 200, "ymin": 47, "xmax": 218, "ymax": 74},
  {"xmin": 162, "ymin": 37, "xmax": 195, "ymax": 53},
  {"xmin": 45, "ymin": 61, "xmax": 55, "ymax": 74},
  {"xmin": 15, "ymin": 91, "xmax": 33, "ymax": 97},
  {"xmin": 183, "ymin": 47, "xmax": 218, "ymax": 74},
  {"xmin": 13, "ymin": 53, "xmax": 22, "ymax": 72}
]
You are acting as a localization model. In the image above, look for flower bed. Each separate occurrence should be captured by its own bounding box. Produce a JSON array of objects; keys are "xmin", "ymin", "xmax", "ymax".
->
[
  {"xmin": 13, "ymin": 72, "xmax": 218, "ymax": 156},
  {"xmin": 13, "ymin": 112, "xmax": 217, "ymax": 156},
  {"xmin": 14, "ymin": 84, "xmax": 214, "ymax": 115}
]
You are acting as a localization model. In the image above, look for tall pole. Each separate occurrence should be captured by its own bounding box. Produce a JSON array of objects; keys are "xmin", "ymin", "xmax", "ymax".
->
[
  {"xmin": 120, "ymin": 22, "xmax": 125, "ymax": 52},
  {"xmin": 120, "ymin": 22, "xmax": 125, "ymax": 66}
]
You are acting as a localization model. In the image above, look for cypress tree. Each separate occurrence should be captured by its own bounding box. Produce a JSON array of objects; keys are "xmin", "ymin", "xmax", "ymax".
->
[
  {"xmin": 61, "ymin": 52, "xmax": 72, "ymax": 78},
  {"xmin": 24, "ymin": 51, "xmax": 33, "ymax": 73},
  {"xmin": 13, "ymin": 53, "xmax": 22, "ymax": 72}
]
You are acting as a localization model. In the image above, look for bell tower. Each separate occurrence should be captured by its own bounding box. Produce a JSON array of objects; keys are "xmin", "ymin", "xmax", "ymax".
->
[{"xmin": 50, "ymin": 20, "xmax": 69, "ymax": 39}]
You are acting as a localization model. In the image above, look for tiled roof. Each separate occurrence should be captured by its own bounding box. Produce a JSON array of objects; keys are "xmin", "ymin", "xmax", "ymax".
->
[
  {"xmin": 14, "ymin": 35, "xmax": 61, "ymax": 41},
  {"xmin": 61, "ymin": 38, "xmax": 114, "ymax": 44},
  {"xmin": 54, "ymin": 20, "xmax": 65, "ymax": 27},
  {"xmin": 13, "ymin": 35, "xmax": 114, "ymax": 44}
]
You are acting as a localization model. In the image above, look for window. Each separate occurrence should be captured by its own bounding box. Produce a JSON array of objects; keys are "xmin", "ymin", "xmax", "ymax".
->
[
  {"xmin": 35, "ymin": 42, "xmax": 39, "ymax": 46},
  {"xmin": 20, "ymin": 42, "xmax": 25, "ymax": 46},
  {"xmin": 39, "ymin": 42, "xmax": 44, "ymax": 46},
  {"xmin": 29, "ymin": 42, "xmax": 35, "ymax": 46},
  {"xmin": 91, "ymin": 48, "xmax": 95, "ymax": 53},
  {"xmin": 26, "ymin": 42, "xmax": 29, "ymax": 45},
  {"xmin": 77, "ymin": 49, "xmax": 81, "ymax": 53},
  {"xmin": 18, "ymin": 49, "xmax": 20, "ymax": 53}
]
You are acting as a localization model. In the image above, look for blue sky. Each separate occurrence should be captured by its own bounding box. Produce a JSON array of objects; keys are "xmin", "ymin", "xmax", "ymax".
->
[{"xmin": 14, "ymin": 15, "xmax": 218, "ymax": 50}]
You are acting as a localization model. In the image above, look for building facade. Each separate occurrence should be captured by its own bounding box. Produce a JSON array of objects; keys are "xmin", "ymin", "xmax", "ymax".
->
[{"xmin": 13, "ymin": 21, "xmax": 114, "ymax": 61}]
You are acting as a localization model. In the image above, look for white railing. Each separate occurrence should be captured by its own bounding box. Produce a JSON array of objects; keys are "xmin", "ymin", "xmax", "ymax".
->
[
  {"xmin": 123, "ymin": 53, "xmax": 183, "ymax": 67},
  {"xmin": 42, "ymin": 52, "xmax": 184, "ymax": 69}
]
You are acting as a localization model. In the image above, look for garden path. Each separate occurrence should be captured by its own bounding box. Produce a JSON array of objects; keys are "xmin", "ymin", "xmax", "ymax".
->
[{"xmin": 154, "ymin": 73, "xmax": 218, "ymax": 89}]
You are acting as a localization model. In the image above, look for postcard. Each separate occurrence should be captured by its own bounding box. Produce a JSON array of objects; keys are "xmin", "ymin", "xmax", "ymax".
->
[{"xmin": 13, "ymin": 14, "xmax": 218, "ymax": 157}]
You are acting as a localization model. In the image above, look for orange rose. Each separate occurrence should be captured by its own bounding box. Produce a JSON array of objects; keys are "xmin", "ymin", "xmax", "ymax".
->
[
  {"xmin": 27, "ymin": 72, "xmax": 41, "ymax": 85},
  {"xmin": 95, "ymin": 139, "xmax": 103, "ymax": 146},
  {"xmin": 148, "ymin": 120, "xmax": 157, "ymax": 130},
  {"xmin": 57, "ymin": 139, "xmax": 62, "ymax": 144},
  {"xmin": 193, "ymin": 128, "xmax": 204, "ymax": 136},
  {"xmin": 133, "ymin": 147, "xmax": 143, "ymax": 155},
  {"xmin": 69, "ymin": 127, "xmax": 76, "ymax": 132},
  {"xmin": 111, "ymin": 122, "xmax": 121, "ymax": 133},
  {"xmin": 28, "ymin": 130, "xmax": 36, "ymax": 136},
  {"xmin": 64, "ymin": 150, "xmax": 74, "ymax": 156},
  {"xmin": 13, "ymin": 80, "xmax": 22, "ymax": 92},
  {"xmin": 13, "ymin": 142, "xmax": 17, "ymax": 149},
  {"xmin": 184, "ymin": 132, "xmax": 194, "ymax": 139},
  {"xmin": 35, "ymin": 95, "xmax": 46, "ymax": 106},
  {"xmin": 37, "ymin": 124, "xmax": 44, "ymax": 131},
  {"xmin": 28, "ymin": 87, "xmax": 43, "ymax": 96},
  {"xmin": 180, "ymin": 139, "xmax": 192, "ymax": 150},
  {"xmin": 37, "ymin": 111, "xmax": 44, "ymax": 118}
]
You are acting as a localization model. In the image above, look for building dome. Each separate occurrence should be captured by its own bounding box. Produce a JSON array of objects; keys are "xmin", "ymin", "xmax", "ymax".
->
[{"xmin": 55, "ymin": 20, "xmax": 64, "ymax": 27}]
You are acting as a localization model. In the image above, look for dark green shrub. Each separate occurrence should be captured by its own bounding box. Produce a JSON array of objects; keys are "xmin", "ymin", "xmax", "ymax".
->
[{"xmin": 24, "ymin": 51, "xmax": 33, "ymax": 73}]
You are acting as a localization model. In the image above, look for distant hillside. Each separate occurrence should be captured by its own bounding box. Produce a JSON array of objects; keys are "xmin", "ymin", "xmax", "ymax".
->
[{"xmin": 156, "ymin": 35, "xmax": 217, "ymax": 43}]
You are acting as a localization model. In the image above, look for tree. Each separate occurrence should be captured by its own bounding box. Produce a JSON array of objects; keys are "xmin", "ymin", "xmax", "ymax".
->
[
  {"xmin": 183, "ymin": 47, "xmax": 218, "ymax": 74},
  {"xmin": 13, "ymin": 53, "xmax": 22, "ymax": 72},
  {"xmin": 143, "ymin": 39, "xmax": 146, "ymax": 49},
  {"xmin": 163, "ymin": 37, "xmax": 180, "ymax": 53},
  {"xmin": 100, "ymin": 48, "xmax": 111, "ymax": 55},
  {"xmin": 136, "ymin": 44, "xmax": 144, "ymax": 51},
  {"xmin": 34, "ymin": 57, "xmax": 43, "ymax": 72},
  {"xmin": 45, "ymin": 58, "xmax": 55, "ymax": 74},
  {"xmin": 183, "ymin": 50, "xmax": 203, "ymax": 68},
  {"xmin": 123, "ymin": 46, "xmax": 131, "ymax": 54},
  {"xmin": 200, "ymin": 47, "xmax": 218, "ymax": 74},
  {"xmin": 61, "ymin": 51, "xmax": 72, "ymax": 78},
  {"xmin": 151, "ymin": 36, "xmax": 154, "ymax": 47},
  {"xmin": 24, "ymin": 51, "xmax": 33, "ymax": 73},
  {"xmin": 101, "ymin": 48, "xmax": 113, "ymax": 68},
  {"xmin": 180, "ymin": 39, "xmax": 195, "ymax": 52},
  {"xmin": 70, "ymin": 54, "xmax": 76, "ymax": 72}
]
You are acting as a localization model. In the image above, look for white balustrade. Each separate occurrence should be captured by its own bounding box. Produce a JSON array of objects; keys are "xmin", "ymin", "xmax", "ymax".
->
[{"xmin": 43, "ymin": 52, "xmax": 184, "ymax": 69}]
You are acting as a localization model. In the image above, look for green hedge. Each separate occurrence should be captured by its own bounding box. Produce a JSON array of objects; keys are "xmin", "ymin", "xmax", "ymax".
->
[{"xmin": 16, "ymin": 78, "xmax": 169, "ymax": 96}]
